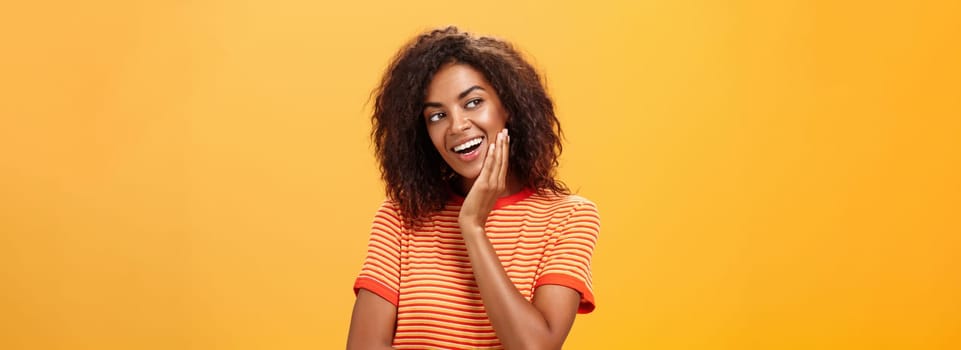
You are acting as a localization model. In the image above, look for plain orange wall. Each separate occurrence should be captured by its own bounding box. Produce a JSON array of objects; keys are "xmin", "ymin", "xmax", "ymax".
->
[{"xmin": 1, "ymin": 0, "xmax": 959, "ymax": 349}]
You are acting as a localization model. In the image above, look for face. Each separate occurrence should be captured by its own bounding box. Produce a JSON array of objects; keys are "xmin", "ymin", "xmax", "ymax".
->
[{"xmin": 423, "ymin": 63, "xmax": 509, "ymax": 182}]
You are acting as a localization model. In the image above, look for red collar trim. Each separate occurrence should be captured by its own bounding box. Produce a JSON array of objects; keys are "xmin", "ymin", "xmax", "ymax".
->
[{"xmin": 450, "ymin": 187, "xmax": 535, "ymax": 209}]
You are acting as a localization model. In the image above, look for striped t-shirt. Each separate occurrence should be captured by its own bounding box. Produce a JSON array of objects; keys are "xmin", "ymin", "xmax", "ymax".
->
[{"xmin": 353, "ymin": 188, "xmax": 600, "ymax": 349}]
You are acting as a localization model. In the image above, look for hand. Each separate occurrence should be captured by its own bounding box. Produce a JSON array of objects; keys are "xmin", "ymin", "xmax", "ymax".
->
[{"xmin": 458, "ymin": 128, "xmax": 510, "ymax": 232}]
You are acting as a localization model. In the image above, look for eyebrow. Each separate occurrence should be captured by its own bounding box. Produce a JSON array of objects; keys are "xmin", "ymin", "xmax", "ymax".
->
[
  {"xmin": 458, "ymin": 85, "xmax": 484, "ymax": 99},
  {"xmin": 423, "ymin": 85, "xmax": 486, "ymax": 109}
]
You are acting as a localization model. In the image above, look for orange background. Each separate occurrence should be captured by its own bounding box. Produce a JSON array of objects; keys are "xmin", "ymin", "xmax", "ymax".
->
[{"xmin": 1, "ymin": 0, "xmax": 959, "ymax": 349}]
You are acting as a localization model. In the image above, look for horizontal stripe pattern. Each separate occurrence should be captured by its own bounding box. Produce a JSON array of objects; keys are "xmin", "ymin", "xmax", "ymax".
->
[{"xmin": 354, "ymin": 189, "xmax": 600, "ymax": 349}]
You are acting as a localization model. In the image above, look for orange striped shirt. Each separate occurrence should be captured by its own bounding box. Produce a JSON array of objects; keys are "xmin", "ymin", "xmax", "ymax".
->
[{"xmin": 353, "ymin": 188, "xmax": 600, "ymax": 349}]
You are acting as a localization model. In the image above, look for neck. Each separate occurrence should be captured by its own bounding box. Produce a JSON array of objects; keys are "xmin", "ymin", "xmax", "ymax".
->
[{"xmin": 457, "ymin": 174, "xmax": 524, "ymax": 198}]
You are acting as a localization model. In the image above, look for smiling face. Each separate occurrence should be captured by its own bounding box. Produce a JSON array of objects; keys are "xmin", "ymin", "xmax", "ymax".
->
[{"xmin": 423, "ymin": 62, "xmax": 509, "ymax": 186}]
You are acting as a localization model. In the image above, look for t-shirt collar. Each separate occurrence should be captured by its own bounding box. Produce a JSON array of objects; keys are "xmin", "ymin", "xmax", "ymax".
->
[{"xmin": 450, "ymin": 187, "xmax": 535, "ymax": 209}]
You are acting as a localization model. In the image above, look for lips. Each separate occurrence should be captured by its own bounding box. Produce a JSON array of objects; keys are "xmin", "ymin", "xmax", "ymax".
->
[
  {"xmin": 451, "ymin": 137, "xmax": 483, "ymax": 153},
  {"xmin": 450, "ymin": 136, "xmax": 485, "ymax": 161}
]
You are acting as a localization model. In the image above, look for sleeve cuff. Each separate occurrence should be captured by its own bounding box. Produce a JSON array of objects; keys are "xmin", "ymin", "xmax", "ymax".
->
[
  {"xmin": 534, "ymin": 273, "xmax": 596, "ymax": 314},
  {"xmin": 353, "ymin": 277, "xmax": 399, "ymax": 306}
]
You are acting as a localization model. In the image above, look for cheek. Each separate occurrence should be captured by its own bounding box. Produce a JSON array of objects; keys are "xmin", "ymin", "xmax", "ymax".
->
[
  {"xmin": 426, "ymin": 126, "xmax": 447, "ymax": 153},
  {"xmin": 487, "ymin": 104, "xmax": 509, "ymax": 128}
]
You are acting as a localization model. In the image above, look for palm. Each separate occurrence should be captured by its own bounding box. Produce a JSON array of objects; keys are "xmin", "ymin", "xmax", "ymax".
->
[{"xmin": 459, "ymin": 129, "xmax": 509, "ymax": 230}]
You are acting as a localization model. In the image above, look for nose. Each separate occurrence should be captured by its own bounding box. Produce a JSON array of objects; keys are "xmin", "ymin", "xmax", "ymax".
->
[{"xmin": 449, "ymin": 110, "xmax": 472, "ymax": 133}]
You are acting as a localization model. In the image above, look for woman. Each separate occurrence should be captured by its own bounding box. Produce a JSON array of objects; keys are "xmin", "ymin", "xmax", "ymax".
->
[{"xmin": 347, "ymin": 26, "xmax": 600, "ymax": 350}]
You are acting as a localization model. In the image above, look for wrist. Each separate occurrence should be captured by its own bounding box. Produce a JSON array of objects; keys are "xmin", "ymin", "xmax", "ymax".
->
[{"xmin": 458, "ymin": 223, "xmax": 484, "ymax": 236}]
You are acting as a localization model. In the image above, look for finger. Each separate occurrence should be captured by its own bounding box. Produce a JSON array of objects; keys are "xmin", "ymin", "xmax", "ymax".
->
[
  {"xmin": 490, "ymin": 130, "xmax": 505, "ymax": 187},
  {"xmin": 499, "ymin": 130, "xmax": 509, "ymax": 184},
  {"xmin": 495, "ymin": 129, "xmax": 507, "ymax": 184},
  {"xmin": 479, "ymin": 142, "xmax": 496, "ymax": 185}
]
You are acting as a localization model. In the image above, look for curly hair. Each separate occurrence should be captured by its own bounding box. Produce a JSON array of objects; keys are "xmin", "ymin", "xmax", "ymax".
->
[{"xmin": 371, "ymin": 26, "xmax": 569, "ymax": 225}]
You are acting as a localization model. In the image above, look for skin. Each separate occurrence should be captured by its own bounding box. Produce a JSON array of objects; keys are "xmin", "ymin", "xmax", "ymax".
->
[{"xmin": 347, "ymin": 63, "xmax": 581, "ymax": 350}]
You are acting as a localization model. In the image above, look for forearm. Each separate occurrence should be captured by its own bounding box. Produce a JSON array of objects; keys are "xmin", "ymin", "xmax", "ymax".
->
[
  {"xmin": 346, "ymin": 289, "xmax": 398, "ymax": 350},
  {"xmin": 346, "ymin": 342, "xmax": 393, "ymax": 350},
  {"xmin": 461, "ymin": 226, "xmax": 558, "ymax": 350}
]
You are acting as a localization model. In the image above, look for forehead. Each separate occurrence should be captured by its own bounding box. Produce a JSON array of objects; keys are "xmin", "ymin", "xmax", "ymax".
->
[{"xmin": 425, "ymin": 63, "xmax": 493, "ymax": 100}]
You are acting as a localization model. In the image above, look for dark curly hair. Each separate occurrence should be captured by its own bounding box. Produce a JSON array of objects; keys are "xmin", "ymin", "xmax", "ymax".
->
[{"xmin": 371, "ymin": 26, "xmax": 569, "ymax": 225}]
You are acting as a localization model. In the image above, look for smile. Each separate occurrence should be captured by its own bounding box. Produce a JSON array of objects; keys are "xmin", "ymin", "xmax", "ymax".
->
[{"xmin": 451, "ymin": 137, "xmax": 484, "ymax": 154}]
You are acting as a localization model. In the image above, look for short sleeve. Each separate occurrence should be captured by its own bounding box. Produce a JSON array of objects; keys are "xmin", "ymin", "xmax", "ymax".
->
[
  {"xmin": 534, "ymin": 198, "xmax": 600, "ymax": 314},
  {"xmin": 352, "ymin": 200, "xmax": 403, "ymax": 306}
]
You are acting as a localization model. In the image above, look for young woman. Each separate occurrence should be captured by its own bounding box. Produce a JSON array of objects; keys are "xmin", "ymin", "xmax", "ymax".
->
[{"xmin": 347, "ymin": 26, "xmax": 600, "ymax": 350}]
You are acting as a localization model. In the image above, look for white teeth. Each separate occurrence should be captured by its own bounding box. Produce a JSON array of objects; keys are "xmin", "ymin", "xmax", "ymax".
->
[{"xmin": 453, "ymin": 137, "xmax": 483, "ymax": 152}]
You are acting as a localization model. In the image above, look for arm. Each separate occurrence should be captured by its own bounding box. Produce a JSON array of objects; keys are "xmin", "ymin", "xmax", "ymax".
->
[
  {"xmin": 346, "ymin": 289, "xmax": 397, "ymax": 350},
  {"xmin": 459, "ymin": 129, "xmax": 582, "ymax": 349},
  {"xmin": 348, "ymin": 201, "xmax": 405, "ymax": 349},
  {"xmin": 461, "ymin": 227, "xmax": 581, "ymax": 349}
]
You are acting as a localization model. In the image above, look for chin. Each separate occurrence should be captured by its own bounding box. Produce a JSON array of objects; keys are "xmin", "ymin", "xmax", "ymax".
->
[{"xmin": 452, "ymin": 167, "xmax": 482, "ymax": 181}]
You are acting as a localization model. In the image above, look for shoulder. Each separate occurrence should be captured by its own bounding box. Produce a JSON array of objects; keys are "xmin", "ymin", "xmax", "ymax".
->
[
  {"xmin": 563, "ymin": 194, "xmax": 598, "ymax": 212},
  {"xmin": 372, "ymin": 198, "xmax": 406, "ymax": 230},
  {"xmin": 376, "ymin": 198, "xmax": 400, "ymax": 212},
  {"xmin": 531, "ymin": 192, "xmax": 600, "ymax": 234},
  {"xmin": 525, "ymin": 191, "xmax": 599, "ymax": 215}
]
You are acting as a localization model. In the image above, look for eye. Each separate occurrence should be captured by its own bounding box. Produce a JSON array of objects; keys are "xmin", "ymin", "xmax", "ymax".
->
[
  {"xmin": 465, "ymin": 98, "xmax": 483, "ymax": 109},
  {"xmin": 427, "ymin": 112, "xmax": 445, "ymax": 123}
]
